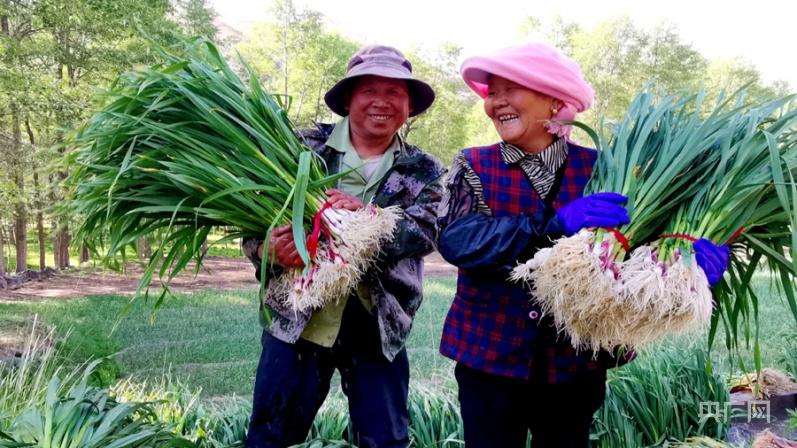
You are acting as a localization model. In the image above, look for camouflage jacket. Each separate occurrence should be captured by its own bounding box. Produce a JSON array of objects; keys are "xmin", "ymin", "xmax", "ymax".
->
[{"xmin": 242, "ymin": 123, "xmax": 446, "ymax": 361}]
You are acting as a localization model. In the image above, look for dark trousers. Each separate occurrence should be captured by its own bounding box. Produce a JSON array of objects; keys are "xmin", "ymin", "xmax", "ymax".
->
[
  {"xmin": 246, "ymin": 300, "xmax": 410, "ymax": 448},
  {"xmin": 455, "ymin": 363, "xmax": 607, "ymax": 448}
]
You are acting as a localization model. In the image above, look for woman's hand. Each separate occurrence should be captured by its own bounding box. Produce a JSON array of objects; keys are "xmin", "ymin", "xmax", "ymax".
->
[
  {"xmin": 555, "ymin": 192, "xmax": 630, "ymax": 236},
  {"xmin": 693, "ymin": 238, "xmax": 730, "ymax": 286}
]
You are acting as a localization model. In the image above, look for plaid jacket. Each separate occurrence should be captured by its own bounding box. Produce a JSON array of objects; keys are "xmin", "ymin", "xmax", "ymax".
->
[
  {"xmin": 242, "ymin": 123, "xmax": 446, "ymax": 361},
  {"xmin": 438, "ymin": 142, "xmax": 626, "ymax": 383}
]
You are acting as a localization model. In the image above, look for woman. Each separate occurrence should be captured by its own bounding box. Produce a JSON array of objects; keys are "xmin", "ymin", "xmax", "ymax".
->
[{"xmin": 436, "ymin": 43, "xmax": 726, "ymax": 447}]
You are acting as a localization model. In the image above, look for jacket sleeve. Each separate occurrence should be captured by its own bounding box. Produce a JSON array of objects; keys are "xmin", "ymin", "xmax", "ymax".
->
[
  {"xmin": 436, "ymin": 154, "xmax": 565, "ymax": 273},
  {"xmin": 241, "ymin": 236, "xmax": 284, "ymax": 281},
  {"xmin": 378, "ymin": 164, "xmax": 446, "ymax": 264}
]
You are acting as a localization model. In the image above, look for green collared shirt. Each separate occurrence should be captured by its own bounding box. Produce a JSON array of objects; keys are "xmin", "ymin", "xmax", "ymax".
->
[
  {"xmin": 300, "ymin": 117, "xmax": 399, "ymax": 347},
  {"xmin": 327, "ymin": 117, "xmax": 398, "ymax": 203}
]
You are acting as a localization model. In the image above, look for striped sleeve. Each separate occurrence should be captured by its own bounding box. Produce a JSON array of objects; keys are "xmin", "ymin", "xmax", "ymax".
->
[{"xmin": 437, "ymin": 153, "xmax": 491, "ymax": 233}]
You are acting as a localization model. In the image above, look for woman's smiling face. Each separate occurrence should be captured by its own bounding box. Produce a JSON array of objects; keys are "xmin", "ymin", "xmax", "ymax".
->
[{"xmin": 483, "ymin": 75, "xmax": 560, "ymax": 151}]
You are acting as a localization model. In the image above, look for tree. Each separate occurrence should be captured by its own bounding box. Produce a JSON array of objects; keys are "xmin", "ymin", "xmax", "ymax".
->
[
  {"xmin": 566, "ymin": 17, "xmax": 648, "ymax": 127},
  {"xmin": 704, "ymin": 57, "xmax": 789, "ymax": 100},
  {"xmin": 173, "ymin": 0, "xmax": 217, "ymax": 39},
  {"xmin": 39, "ymin": 0, "xmax": 170, "ymax": 267},
  {"xmin": 236, "ymin": 0, "xmax": 357, "ymax": 128},
  {"xmin": 464, "ymin": 101, "xmax": 498, "ymax": 149},
  {"xmin": 642, "ymin": 22, "xmax": 707, "ymax": 91},
  {"xmin": 519, "ymin": 14, "xmax": 579, "ymax": 55},
  {"xmin": 1, "ymin": 0, "xmax": 37, "ymax": 272},
  {"xmin": 0, "ymin": 133, "xmax": 14, "ymax": 284},
  {"xmin": 403, "ymin": 43, "xmax": 477, "ymax": 163},
  {"xmin": 1, "ymin": 0, "xmax": 184, "ymax": 271},
  {"xmin": 515, "ymin": 15, "xmax": 786, "ymax": 136}
]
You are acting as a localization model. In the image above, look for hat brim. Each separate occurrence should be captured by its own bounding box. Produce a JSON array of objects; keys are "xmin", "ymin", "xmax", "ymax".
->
[
  {"xmin": 324, "ymin": 75, "xmax": 435, "ymax": 118},
  {"xmin": 461, "ymin": 59, "xmax": 499, "ymax": 99}
]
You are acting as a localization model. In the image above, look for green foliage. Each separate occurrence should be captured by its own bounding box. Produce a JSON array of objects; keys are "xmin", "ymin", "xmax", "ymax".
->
[
  {"xmin": 110, "ymin": 377, "xmax": 250, "ymax": 447},
  {"xmin": 779, "ymin": 331, "xmax": 797, "ymax": 379},
  {"xmin": 293, "ymin": 387, "xmax": 464, "ymax": 447},
  {"xmin": 293, "ymin": 440, "xmax": 353, "ymax": 448},
  {"xmin": 66, "ymin": 37, "xmax": 340, "ymax": 310},
  {"xmin": 4, "ymin": 278, "xmax": 797, "ymax": 446},
  {"xmin": 463, "ymin": 102, "xmax": 499, "ymax": 150},
  {"xmin": 307, "ymin": 399, "xmax": 350, "ymax": 443},
  {"xmin": 0, "ymin": 333, "xmax": 248, "ymax": 447},
  {"xmin": 236, "ymin": 0, "xmax": 357, "ymax": 128},
  {"xmin": 407, "ymin": 387, "xmax": 462, "ymax": 447},
  {"xmin": 0, "ymin": 362, "xmax": 195, "ymax": 447},
  {"xmin": 520, "ymin": 15, "xmax": 790, "ymax": 145},
  {"xmin": 174, "ymin": 0, "xmax": 218, "ymax": 40},
  {"xmin": 0, "ymin": 0, "xmax": 218, "ymax": 275},
  {"xmin": 592, "ymin": 344, "xmax": 730, "ymax": 447},
  {"xmin": 665, "ymin": 437, "xmax": 733, "ymax": 447},
  {"xmin": 0, "ymin": 323, "xmax": 80, "ymax": 429},
  {"xmin": 403, "ymin": 44, "xmax": 477, "ymax": 163}
]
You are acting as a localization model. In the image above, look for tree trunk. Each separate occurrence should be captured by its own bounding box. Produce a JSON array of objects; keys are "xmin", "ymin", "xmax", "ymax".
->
[
  {"xmin": 51, "ymin": 218, "xmax": 59, "ymax": 268},
  {"xmin": 80, "ymin": 243, "xmax": 89, "ymax": 263},
  {"xmin": 53, "ymin": 65, "xmax": 73, "ymax": 269},
  {"xmin": 52, "ymin": 217, "xmax": 70, "ymax": 270},
  {"xmin": 58, "ymin": 220, "xmax": 70, "ymax": 268},
  {"xmin": 0, "ymin": 222, "xmax": 6, "ymax": 288},
  {"xmin": 26, "ymin": 118, "xmax": 46, "ymax": 271},
  {"xmin": 136, "ymin": 238, "xmax": 152, "ymax": 260},
  {"xmin": 12, "ymin": 106, "xmax": 27, "ymax": 273},
  {"xmin": 35, "ymin": 178, "xmax": 45, "ymax": 270},
  {"xmin": 13, "ymin": 195, "xmax": 26, "ymax": 273}
]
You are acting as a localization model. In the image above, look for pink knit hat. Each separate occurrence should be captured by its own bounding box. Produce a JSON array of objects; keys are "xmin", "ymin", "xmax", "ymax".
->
[{"xmin": 461, "ymin": 43, "xmax": 594, "ymax": 139}]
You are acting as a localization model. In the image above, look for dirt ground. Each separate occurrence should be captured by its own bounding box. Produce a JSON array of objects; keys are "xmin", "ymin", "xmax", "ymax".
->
[{"xmin": 0, "ymin": 253, "xmax": 457, "ymax": 302}]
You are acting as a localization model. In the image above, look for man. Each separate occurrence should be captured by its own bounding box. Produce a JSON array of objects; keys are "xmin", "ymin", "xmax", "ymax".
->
[{"xmin": 241, "ymin": 45, "xmax": 445, "ymax": 448}]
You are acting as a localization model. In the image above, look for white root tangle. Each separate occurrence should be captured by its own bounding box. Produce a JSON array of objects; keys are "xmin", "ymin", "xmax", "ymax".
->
[
  {"xmin": 511, "ymin": 230, "xmax": 713, "ymax": 353},
  {"xmin": 274, "ymin": 205, "xmax": 402, "ymax": 312}
]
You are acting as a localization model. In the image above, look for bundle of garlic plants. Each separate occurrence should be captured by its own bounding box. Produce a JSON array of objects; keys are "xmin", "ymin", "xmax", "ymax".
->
[
  {"xmin": 66, "ymin": 39, "xmax": 399, "ymax": 316},
  {"xmin": 511, "ymin": 87, "xmax": 797, "ymax": 354},
  {"xmin": 655, "ymin": 105, "xmax": 797, "ymax": 366}
]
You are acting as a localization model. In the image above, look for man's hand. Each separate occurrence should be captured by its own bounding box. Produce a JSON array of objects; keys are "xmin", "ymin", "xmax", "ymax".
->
[
  {"xmin": 258, "ymin": 225, "xmax": 304, "ymax": 268},
  {"xmin": 326, "ymin": 189, "xmax": 365, "ymax": 211}
]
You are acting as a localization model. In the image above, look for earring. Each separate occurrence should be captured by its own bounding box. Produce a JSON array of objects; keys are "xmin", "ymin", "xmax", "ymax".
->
[{"xmin": 551, "ymin": 108, "xmax": 558, "ymax": 115}]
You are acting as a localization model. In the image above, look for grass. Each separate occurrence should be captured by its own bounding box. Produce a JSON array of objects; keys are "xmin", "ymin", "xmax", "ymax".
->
[
  {"xmin": 0, "ymin": 289, "xmax": 262, "ymax": 395},
  {"xmin": 708, "ymin": 273, "xmax": 797, "ymax": 377},
  {"xmin": 0, "ymin": 278, "xmax": 459, "ymax": 397},
  {"xmin": 2, "ymin": 275, "xmax": 793, "ymax": 396},
  {"xmin": 0, "ymin": 331, "xmax": 248, "ymax": 447},
  {"xmin": 1, "ymin": 275, "xmax": 796, "ymax": 446}
]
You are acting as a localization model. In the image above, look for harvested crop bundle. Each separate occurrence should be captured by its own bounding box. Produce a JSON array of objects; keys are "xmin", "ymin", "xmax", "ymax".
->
[
  {"xmin": 512, "ymin": 87, "xmax": 797, "ymax": 353},
  {"xmin": 66, "ymin": 39, "xmax": 399, "ymax": 314}
]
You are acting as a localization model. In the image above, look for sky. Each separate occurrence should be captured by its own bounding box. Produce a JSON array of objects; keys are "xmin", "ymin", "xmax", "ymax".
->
[{"xmin": 209, "ymin": 0, "xmax": 797, "ymax": 89}]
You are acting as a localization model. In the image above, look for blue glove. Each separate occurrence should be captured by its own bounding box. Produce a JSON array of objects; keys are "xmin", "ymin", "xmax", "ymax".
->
[
  {"xmin": 693, "ymin": 238, "xmax": 730, "ymax": 286},
  {"xmin": 556, "ymin": 192, "xmax": 630, "ymax": 236}
]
